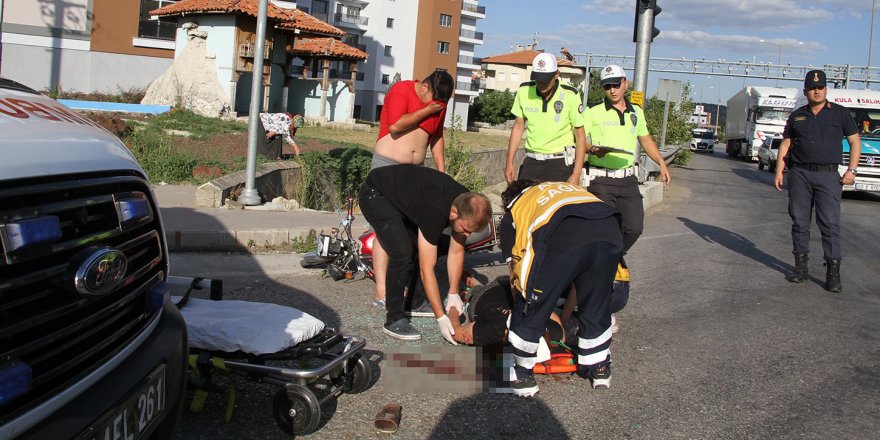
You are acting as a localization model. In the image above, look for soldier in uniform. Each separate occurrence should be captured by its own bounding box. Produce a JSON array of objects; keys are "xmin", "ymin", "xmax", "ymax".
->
[{"xmin": 774, "ymin": 70, "xmax": 861, "ymax": 292}]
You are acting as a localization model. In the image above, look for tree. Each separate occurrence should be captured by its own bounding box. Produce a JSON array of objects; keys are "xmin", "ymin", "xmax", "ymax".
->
[
  {"xmin": 471, "ymin": 89, "xmax": 515, "ymax": 125},
  {"xmin": 642, "ymin": 81, "xmax": 697, "ymax": 145}
]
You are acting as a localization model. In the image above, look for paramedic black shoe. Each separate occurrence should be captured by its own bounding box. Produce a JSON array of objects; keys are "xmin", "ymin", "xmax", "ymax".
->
[
  {"xmin": 508, "ymin": 366, "xmax": 539, "ymax": 398},
  {"xmin": 383, "ymin": 318, "xmax": 421, "ymax": 341},
  {"xmin": 404, "ymin": 299, "xmax": 434, "ymax": 318},
  {"xmin": 578, "ymin": 365, "xmax": 611, "ymax": 388}
]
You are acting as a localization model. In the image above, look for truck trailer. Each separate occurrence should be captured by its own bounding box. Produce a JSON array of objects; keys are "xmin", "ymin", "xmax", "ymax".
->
[{"xmin": 725, "ymin": 86, "xmax": 799, "ymax": 161}]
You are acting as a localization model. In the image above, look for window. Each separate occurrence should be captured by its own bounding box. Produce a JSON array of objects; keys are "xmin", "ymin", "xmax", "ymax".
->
[
  {"xmin": 387, "ymin": 18, "xmax": 394, "ymax": 28},
  {"xmin": 440, "ymin": 14, "xmax": 452, "ymax": 27},
  {"xmin": 138, "ymin": 0, "xmax": 178, "ymax": 40},
  {"xmin": 353, "ymin": 105, "xmax": 362, "ymax": 119},
  {"xmin": 437, "ymin": 41, "xmax": 450, "ymax": 54},
  {"xmin": 382, "ymin": 74, "xmax": 390, "ymax": 84},
  {"xmin": 313, "ymin": 0, "xmax": 328, "ymax": 14},
  {"xmin": 497, "ymin": 72, "xmax": 506, "ymax": 82},
  {"xmin": 511, "ymin": 72, "xmax": 519, "ymax": 83},
  {"xmin": 384, "ymin": 45, "xmax": 392, "ymax": 56},
  {"xmin": 376, "ymin": 105, "xmax": 383, "ymax": 120},
  {"xmin": 342, "ymin": 33, "xmax": 359, "ymax": 45}
]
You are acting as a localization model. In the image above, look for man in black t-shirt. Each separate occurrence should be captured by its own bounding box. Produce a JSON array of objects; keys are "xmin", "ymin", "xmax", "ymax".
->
[
  {"xmin": 775, "ymin": 70, "xmax": 861, "ymax": 292},
  {"xmin": 358, "ymin": 165, "xmax": 492, "ymax": 342}
]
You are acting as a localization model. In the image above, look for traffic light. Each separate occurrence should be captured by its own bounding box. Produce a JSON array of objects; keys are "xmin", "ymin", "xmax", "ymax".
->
[{"xmin": 633, "ymin": 0, "xmax": 661, "ymax": 43}]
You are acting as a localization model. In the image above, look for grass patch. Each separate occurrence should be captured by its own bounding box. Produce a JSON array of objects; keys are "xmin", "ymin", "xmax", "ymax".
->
[{"xmin": 147, "ymin": 109, "xmax": 247, "ymax": 140}]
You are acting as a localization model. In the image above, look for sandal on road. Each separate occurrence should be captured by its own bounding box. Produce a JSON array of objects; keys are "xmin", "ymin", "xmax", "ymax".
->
[{"xmin": 374, "ymin": 403, "xmax": 402, "ymax": 434}]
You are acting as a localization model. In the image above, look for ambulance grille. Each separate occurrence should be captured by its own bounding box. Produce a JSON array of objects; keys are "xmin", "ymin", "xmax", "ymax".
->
[{"xmin": 0, "ymin": 174, "xmax": 167, "ymax": 422}]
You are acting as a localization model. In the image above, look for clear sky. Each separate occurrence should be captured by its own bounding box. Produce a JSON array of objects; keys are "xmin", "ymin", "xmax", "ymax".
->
[{"xmin": 475, "ymin": 0, "xmax": 878, "ymax": 105}]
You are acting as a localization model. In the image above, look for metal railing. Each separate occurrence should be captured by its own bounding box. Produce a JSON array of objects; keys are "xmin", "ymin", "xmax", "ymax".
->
[
  {"xmin": 458, "ymin": 55, "xmax": 482, "ymax": 65},
  {"xmin": 334, "ymin": 13, "xmax": 368, "ymax": 26},
  {"xmin": 462, "ymin": 4, "xmax": 486, "ymax": 14},
  {"xmin": 291, "ymin": 65, "xmax": 364, "ymax": 81},
  {"xmin": 459, "ymin": 29, "xmax": 484, "ymax": 40},
  {"xmin": 455, "ymin": 81, "xmax": 480, "ymax": 92}
]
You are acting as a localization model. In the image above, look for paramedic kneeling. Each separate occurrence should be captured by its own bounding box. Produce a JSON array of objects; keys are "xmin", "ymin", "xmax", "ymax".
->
[
  {"xmin": 358, "ymin": 165, "xmax": 492, "ymax": 343},
  {"xmin": 499, "ymin": 179, "xmax": 622, "ymax": 397}
]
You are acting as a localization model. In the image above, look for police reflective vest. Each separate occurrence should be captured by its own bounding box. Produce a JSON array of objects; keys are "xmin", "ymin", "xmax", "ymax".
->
[
  {"xmin": 510, "ymin": 81, "xmax": 585, "ymax": 154},
  {"xmin": 586, "ymin": 98, "xmax": 649, "ymax": 169},
  {"xmin": 508, "ymin": 182, "xmax": 617, "ymax": 299}
]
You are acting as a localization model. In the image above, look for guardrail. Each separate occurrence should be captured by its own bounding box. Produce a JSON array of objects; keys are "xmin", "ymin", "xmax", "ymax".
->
[{"xmin": 639, "ymin": 143, "xmax": 683, "ymax": 183}]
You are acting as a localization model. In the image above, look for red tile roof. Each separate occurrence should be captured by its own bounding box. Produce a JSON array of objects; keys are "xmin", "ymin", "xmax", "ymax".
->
[
  {"xmin": 482, "ymin": 49, "xmax": 576, "ymax": 67},
  {"xmin": 289, "ymin": 38, "xmax": 368, "ymax": 60},
  {"xmin": 150, "ymin": 0, "xmax": 297, "ymax": 22},
  {"xmin": 277, "ymin": 9, "xmax": 345, "ymax": 37}
]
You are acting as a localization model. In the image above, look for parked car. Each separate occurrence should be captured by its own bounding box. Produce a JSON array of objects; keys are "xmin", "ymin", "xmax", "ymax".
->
[{"xmin": 758, "ymin": 137, "xmax": 782, "ymax": 171}]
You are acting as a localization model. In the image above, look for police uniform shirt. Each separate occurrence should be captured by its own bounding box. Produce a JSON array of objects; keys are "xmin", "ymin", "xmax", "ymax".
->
[
  {"xmin": 783, "ymin": 101, "xmax": 858, "ymax": 165},
  {"xmin": 586, "ymin": 97, "xmax": 649, "ymax": 169},
  {"xmin": 510, "ymin": 80, "xmax": 585, "ymax": 154}
]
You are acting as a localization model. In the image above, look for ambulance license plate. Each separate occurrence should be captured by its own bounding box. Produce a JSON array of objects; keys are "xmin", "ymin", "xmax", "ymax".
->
[
  {"xmin": 855, "ymin": 182, "xmax": 880, "ymax": 192},
  {"xmin": 78, "ymin": 365, "xmax": 166, "ymax": 440}
]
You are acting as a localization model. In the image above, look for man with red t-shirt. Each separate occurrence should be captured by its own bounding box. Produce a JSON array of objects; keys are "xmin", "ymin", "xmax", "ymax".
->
[{"xmin": 369, "ymin": 71, "xmax": 454, "ymax": 309}]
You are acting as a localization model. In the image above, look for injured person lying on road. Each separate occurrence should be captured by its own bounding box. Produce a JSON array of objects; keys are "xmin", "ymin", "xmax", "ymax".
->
[{"xmin": 447, "ymin": 278, "xmax": 567, "ymax": 348}]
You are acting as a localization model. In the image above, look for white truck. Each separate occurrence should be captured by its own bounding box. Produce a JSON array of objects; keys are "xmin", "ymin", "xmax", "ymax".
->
[
  {"xmin": 725, "ymin": 86, "xmax": 799, "ymax": 161},
  {"xmin": 812, "ymin": 88, "xmax": 880, "ymax": 193}
]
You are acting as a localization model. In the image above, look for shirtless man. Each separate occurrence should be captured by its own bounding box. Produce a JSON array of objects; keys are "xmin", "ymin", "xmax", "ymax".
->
[{"xmin": 370, "ymin": 71, "xmax": 454, "ymax": 308}]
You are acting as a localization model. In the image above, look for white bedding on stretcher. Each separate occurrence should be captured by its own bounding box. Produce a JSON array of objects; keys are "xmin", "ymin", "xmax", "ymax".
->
[{"xmin": 173, "ymin": 297, "xmax": 325, "ymax": 355}]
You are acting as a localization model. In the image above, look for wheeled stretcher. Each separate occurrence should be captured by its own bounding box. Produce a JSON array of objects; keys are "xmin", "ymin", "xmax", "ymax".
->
[{"xmin": 167, "ymin": 276, "xmax": 375, "ymax": 436}]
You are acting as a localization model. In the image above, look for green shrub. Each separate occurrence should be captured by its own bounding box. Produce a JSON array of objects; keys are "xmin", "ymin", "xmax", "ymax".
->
[
  {"xmin": 296, "ymin": 147, "xmax": 372, "ymax": 211},
  {"xmin": 444, "ymin": 115, "xmax": 485, "ymax": 192},
  {"xmin": 290, "ymin": 231, "xmax": 317, "ymax": 253},
  {"xmin": 673, "ymin": 148, "xmax": 693, "ymax": 166},
  {"xmin": 125, "ymin": 130, "xmax": 199, "ymax": 183}
]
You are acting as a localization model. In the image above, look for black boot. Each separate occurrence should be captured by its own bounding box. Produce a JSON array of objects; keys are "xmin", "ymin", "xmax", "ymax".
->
[
  {"xmin": 825, "ymin": 259, "xmax": 842, "ymax": 293},
  {"xmin": 786, "ymin": 253, "xmax": 809, "ymax": 283}
]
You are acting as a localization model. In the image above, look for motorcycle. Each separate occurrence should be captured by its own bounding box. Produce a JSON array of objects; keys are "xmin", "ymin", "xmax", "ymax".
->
[{"xmin": 300, "ymin": 196, "xmax": 502, "ymax": 281}]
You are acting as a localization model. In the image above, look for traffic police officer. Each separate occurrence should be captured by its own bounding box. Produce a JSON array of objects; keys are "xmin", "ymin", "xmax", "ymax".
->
[
  {"xmin": 585, "ymin": 64, "xmax": 671, "ymax": 253},
  {"xmin": 504, "ymin": 53, "xmax": 588, "ymax": 184},
  {"xmin": 774, "ymin": 70, "xmax": 861, "ymax": 292},
  {"xmin": 499, "ymin": 179, "xmax": 622, "ymax": 396}
]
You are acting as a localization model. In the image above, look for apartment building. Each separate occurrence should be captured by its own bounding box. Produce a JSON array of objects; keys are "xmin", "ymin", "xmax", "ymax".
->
[
  {"xmin": 481, "ymin": 48, "xmax": 586, "ymax": 93},
  {"xmin": 0, "ymin": 0, "xmax": 176, "ymax": 93},
  {"xmin": 296, "ymin": 0, "xmax": 485, "ymax": 125}
]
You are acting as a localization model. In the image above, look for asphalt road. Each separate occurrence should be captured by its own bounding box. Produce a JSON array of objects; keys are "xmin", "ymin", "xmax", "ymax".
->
[{"xmin": 169, "ymin": 149, "xmax": 880, "ymax": 439}]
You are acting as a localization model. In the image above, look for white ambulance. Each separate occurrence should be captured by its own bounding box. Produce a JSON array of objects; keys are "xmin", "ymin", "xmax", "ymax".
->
[{"xmin": 0, "ymin": 78, "xmax": 187, "ymax": 439}]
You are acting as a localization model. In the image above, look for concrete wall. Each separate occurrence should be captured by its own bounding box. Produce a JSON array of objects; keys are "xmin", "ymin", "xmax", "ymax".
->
[
  {"xmin": 290, "ymin": 79, "xmax": 354, "ymax": 121},
  {"xmin": 1, "ymin": 43, "xmax": 172, "ymax": 92}
]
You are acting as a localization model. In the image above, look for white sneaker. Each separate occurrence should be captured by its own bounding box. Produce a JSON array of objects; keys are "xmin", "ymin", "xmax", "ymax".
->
[{"xmin": 611, "ymin": 314, "xmax": 619, "ymax": 334}]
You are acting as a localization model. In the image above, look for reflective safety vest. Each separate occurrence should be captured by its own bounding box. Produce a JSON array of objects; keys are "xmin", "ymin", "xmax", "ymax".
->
[{"xmin": 508, "ymin": 182, "xmax": 617, "ymax": 299}]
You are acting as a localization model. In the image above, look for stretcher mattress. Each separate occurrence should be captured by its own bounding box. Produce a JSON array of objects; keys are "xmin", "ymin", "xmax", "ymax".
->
[{"xmin": 174, "ymin": 297, "xmax": 325, "ymax": 355}]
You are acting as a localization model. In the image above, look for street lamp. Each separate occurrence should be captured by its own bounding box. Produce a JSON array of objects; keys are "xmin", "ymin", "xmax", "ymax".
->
[{"xmin": 759, "ymin": 39, "xmax": 804, "ymax": 86}]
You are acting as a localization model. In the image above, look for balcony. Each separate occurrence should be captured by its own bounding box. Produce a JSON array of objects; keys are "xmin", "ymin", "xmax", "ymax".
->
[
  {"xmin": 457, "ymin": 55, "xmax": 482, "ymax": 69},
  {"xmin": 291, "ymin": 65, "xmax": 364, "ymax": 81},
  {"xmin": 455, "ymin": 80, "xmax": 480, "ymax": 96},
  {"xmin": 461, "ymin": 3, "xmax": 486, "ymax": 19},
  {"xmin": 334, "ymin": 12, "xmax": 369, "ymax": 29},
  {"xmin": 459, "ymin": 29, "xmax": 484, "ymax": 44}
]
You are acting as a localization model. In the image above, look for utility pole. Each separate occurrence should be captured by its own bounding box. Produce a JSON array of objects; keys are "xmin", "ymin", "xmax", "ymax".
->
[{"xmin": 240, "ymin": 0, "xmax": 270, "ymax": 206}]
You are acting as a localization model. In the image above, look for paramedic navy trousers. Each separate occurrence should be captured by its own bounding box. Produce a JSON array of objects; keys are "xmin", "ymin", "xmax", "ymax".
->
[
  {"xmin": 588, "ymin": 175, "xmax": 644, "ymax": 253},
  {"xmin": 787, "ymin": 167, "xmax": 842, "ymax": 260},
  {"xmin": 508, "ymin": 240, "xmax": 621, "ymax": 370}
]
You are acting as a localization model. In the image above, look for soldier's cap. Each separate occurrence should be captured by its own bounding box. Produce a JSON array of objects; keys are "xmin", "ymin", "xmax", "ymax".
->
[
  {"xmin": 531, "ymin": 53, "xmax": 558, "ymax": 83},
  {"xmin": 600, "ymin": 64, "xmax": 627, "ymax": 86},
  {"xmin": 804, "ymin": 69, "xmax": 827, "ymax": 88}
]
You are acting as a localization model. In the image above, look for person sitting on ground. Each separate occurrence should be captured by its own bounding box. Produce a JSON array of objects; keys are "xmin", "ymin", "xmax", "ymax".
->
[{"xmin": 259, "ymin": 112, "xmax": 302, "ymax": 159}]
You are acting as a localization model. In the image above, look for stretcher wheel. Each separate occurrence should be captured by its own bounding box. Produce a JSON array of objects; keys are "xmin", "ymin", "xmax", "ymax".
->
[
  {"xmin": 342, "ymin": 354, "xmax": 373, "ymax": 394},
  {"xmin": 273, "ymin": 384, "xmax": 321, "ymax": 435}
]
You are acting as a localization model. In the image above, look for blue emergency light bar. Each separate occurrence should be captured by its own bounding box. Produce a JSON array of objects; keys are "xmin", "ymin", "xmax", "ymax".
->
[
  {"xmin": 2, "ymin": 216, "xmax": 62, "ymax": 253},
  {"xmin": 116, "ymin": 197, "xmax": 151, "ymax": 224},
  {"xmin": 0, "ymin": 361, "xmax": 31, "ymax": 408}
]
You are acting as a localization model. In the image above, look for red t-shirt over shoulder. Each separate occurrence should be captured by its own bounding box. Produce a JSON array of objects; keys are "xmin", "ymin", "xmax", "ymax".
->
[{"xmin": 377, "ymin": 80, "xmax": 446, "ymax": 141}]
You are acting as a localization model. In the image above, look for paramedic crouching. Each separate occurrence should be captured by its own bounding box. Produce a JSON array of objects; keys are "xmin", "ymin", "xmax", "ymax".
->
[{"xmin": 499, "ymin": 179, "xmax": 622, "ymax": 397}]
